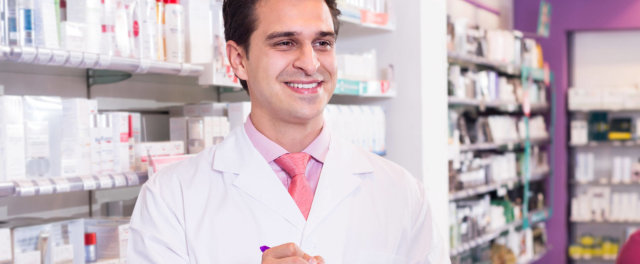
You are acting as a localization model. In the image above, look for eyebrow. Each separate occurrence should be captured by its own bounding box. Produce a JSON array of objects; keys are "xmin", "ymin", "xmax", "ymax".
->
[{"xmin": 265, "ymin": 31, "xmax": 336, "ymax": 41}]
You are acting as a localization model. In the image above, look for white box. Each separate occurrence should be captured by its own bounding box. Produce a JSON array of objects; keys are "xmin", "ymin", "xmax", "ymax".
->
[
  {"xmin": 33, "ymin": 0, "xmax": 60, "ymax": 48},
  {"xmin": 85, "ymin": 218, "xmax": 130, "ymax": 261},
  {"xmin": 12, "ymin": 219, "xmax": 85, "ymax": 264},
  {"xmin": 170, "ymin": 117, "xmax": 188, "ymax": 153},
  {"xmin": 99, "ymin": 114, "xmax": 115, "ymax": 174},
  {"xmin": 61, "ymin": 98, "xmax": 93, "ymax": 177},
  {"xmin": 228, "ymin": 102, "xmax": 251, "ymax": 131},
  {"xmin": 60, "ymin": 21, "xmax": 86, "ymax": 52},
  {"xmin": 23, "ymin": 96, "xmax": 63, "ymax": 178},
  {"xmin": 184, "ymin": 0, "xmax": 213, "ymax": 63},
  {"xmin": 134, "ymin": 141, "xmax": 184, "ymax": 171},
  {"xmin": 0, "ymin": 228, "xmax": 10, "ymax": 263},
  {"xmin": 182, "ymin": 102, "xmax": 227, "ymax": 117},
  {"xmin": 187, "ymin": 117, "xmax": 214, "ymax": 154},
  {"xmin": 108, "ymin": 112, "xmax": 131, "ymax": 173},
  {"xmin": 0, "ymin": 96, "xmax": 26, "ymax": 181}
]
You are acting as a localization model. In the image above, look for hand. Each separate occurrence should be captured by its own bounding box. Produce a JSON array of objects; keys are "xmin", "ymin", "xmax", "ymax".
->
[{"xmin": 261, "ymin": 243, "xmax": 325, "ymax": 264}]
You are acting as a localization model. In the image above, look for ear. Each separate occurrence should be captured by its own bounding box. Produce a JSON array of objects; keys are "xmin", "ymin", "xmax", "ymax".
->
[{"xmin": 226, "ymin": 40, "xmax": 249, "ymax": 82}]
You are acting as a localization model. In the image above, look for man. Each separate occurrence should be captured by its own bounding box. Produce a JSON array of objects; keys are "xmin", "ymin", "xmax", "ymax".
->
[{"xmin": 128, "ymin": 0, "xmax": 448, "ymax": 263}]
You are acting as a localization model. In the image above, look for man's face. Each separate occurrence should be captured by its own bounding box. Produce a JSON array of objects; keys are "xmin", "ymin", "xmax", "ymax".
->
[{"xmin": 240, "ymin": 0, "xmax": 337, "ymax": 125}]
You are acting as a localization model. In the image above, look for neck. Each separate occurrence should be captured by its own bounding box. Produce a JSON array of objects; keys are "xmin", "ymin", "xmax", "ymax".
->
[{"xmin": 249, "ymin": 111, "xmax": 323, "ymax": 153}]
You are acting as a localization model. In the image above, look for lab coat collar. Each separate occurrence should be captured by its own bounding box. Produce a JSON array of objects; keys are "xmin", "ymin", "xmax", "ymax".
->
[{"xmin": 211, "ymin": 125, "xmax": 374, "ymax": 231}]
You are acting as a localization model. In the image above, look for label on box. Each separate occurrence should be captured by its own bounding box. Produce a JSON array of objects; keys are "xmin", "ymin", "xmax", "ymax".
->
[
  {"xmin": 50, "ymin": 50, "xmax": 69, "ymax": 65},
  {"xmin": 113, "ymin": 174, "xmax": 126, "ymax": 187},
  {"xmin": 14, "ymin": 180, "xmax": 36, "ymax": 196},
  {"xmin": 82, "ymin": 176, "xmax": 97, "ymax": 190},
  {"xmin": 19, "ymin": 47, "xmax": 37, "ymax": 63},
  {"xmin": 35, "ymin": 178, "xmax": 54, "ymax": 195},
  {"xmin": 99, "ymin": 175, "xmax": 113, "ymax": 189},
  {"xmin": 53, "ymin": 177, "xmax": 71, "ymax": 193},
  {"xmin": 125, "ymin": 171, "xmax": 139, "ymax": 185},
  {"xmin": 52, "ymin": 244, "xmax": 74, "ymax": 263},
  {"xmin": 82, "ymin": 53, "xmax": 99, "ymax": 68},
  {"xmin": 0, "ymin": 229, "xmax": 11, "ymax": 262},
  {"xmin": 97, "ymin": 54, "xmax": 112, "ymax": 68},
  {"xmin": 67, "ymin": 51, "xmax": 83, "ymax": 67},
  {"xmin": 35, "ymin": 48, "xmax": 53, "ymax": 64},
  {"xmin": 14, "ymin": 250, "xmax": 41, "ymax": 264}
]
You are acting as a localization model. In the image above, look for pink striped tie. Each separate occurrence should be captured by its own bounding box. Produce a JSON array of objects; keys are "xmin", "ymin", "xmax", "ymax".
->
[{"xmin": 275, "ymin": 153, "xmax": 313, "ymax": 220}]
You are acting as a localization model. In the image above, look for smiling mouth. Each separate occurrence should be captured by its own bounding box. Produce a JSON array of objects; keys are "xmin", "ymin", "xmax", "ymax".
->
[{"xmin": 285, "ymin": 81, "xmax": 323, "ymax": 94}]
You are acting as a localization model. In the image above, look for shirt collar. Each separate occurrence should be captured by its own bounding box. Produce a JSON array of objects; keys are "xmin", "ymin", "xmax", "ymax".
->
[{"xmin": 244, "ymin": 116, "xmax": 331, "ymax": 163}]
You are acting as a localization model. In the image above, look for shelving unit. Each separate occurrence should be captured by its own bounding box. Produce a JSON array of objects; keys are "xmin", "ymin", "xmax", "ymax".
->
[
  {"xmin": 0, "ymin": 45, "xmax": 204, "ymax": 76},
  {"xmin": 447, "ymin": 42, "xmax": 554, "ymax": 261},
  {"xmin": 450, "ymin": 208, "xmax": 550, "ymax": 257},
  {"xmin": 456, "ymin": 137, "xmax": 550, "ymax": 152},
  {"xmin": 450, "ymin": 167, "xmax": 550, "ymax": 201},
  {"xmin": 567, "ymin": 106, "xmax": 640, "ymax": 263},
  {"xmin": 4, "ymin": 172, "xmax": 148, "ymax": 197}
]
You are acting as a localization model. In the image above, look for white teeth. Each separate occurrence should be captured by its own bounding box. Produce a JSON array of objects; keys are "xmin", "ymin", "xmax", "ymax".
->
[{"xmin": 287, "ymin": 82, "xmax": 319, "ymax": 89}]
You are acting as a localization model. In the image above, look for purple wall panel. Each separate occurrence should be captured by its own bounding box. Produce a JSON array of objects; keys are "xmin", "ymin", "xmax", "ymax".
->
[{"xmin": 513, "ymin": 0, "xmax": 640, "ymax": 263}]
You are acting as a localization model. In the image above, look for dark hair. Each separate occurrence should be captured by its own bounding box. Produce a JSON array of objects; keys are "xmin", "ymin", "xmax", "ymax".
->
[{"xmin": 223, "ymin": 0, "xmax": 341, "ymax": 92}]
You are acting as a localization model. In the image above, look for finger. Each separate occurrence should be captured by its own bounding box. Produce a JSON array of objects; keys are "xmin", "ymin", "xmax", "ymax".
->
[
  {"xmin": 264, "ymin": 256, "xmax": 309, "ymax": 264},
  {"xmin": 263, "ymin": 243, "xmax": 305, "ymax": 259},
  {"xmin": 312, "ymin": 256, "xmax": 325, "ymax": 264}
]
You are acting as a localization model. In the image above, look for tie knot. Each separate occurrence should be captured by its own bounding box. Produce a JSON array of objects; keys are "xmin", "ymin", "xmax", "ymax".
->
[{"xmin": 274, "ymin": 152, "xmax": 311, "ymax": 178}]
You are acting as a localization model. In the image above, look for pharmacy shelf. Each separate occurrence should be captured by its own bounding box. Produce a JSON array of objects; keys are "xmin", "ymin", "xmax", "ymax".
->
[
  {"xmin": 570, "ymin": 257, "xmax": 615, "ymax": 263},
  {"xmin": 450, "ymin": 208, "xmax": 550, "ymax": 256},
  {"xmin": 447, "ymin": 52, "xmax": 520, "ymax": 75},
  {"xmin": 0, "ymin": 172, "xmax": 148, "ymax": 198},
  {"xmin": 570, "ymin": 180, "xmax": 640, "ymax": 186},
  {"xmin": 337, "ymin": 5, "xmax": 394, "ymax": 32},
  {"xmin": 570, "ymin": 141, "xmax": 640, "ymax": 148},
  {"xmin": 457, "ymin": 137, "xmax": 550, "ymax": 152},
  {"xmin": 0, "ymin": 45, "xmax": 203, "ymax": 76},
  {"xmin": 447, "ymin": 96, "xmax": 550, "ymax": 113},
  {"xmin": 450, "ymin": 168, "xmax": 550, "ymax": 201},
  {"xmin": 571, "ymin": 220, "xmax": 640, "ymax": 225},
  {"xmin": 450, "ymin": 178, "xmax": 518, "ymax": 201}
]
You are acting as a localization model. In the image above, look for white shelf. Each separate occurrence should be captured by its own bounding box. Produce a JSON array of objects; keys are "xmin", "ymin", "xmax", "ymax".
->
[
  {"xmin": 0, "ymin": 45, "xmax": 204, "ymax": 76},
  {"xmin": 337, "ymin": 4, "xmax": 394, "ymax": 32},
  {"xmin": 450, "ymin": 208, "xmax": 550, "ymax": 257},
  {"xmin": 447, "ymin": 96, "xmax": 549, "ymax": 113},
  {"xmin": 447, "ymin": 52, "xmax": 520, "ymax": 75},
  {"xmin": 457, "ymin": 137, "xmax": 551, "ymax": 152},
  {"xmin": 450, "ymin": 168, "xmax": 550, "ymax": 201},
  {"xmin": 2, "ymin": 172, "xmax": 148, "ymax": 198},
  {"xmin": 570, "ymin": 141, "xmax": 640, "ymax": 148}
]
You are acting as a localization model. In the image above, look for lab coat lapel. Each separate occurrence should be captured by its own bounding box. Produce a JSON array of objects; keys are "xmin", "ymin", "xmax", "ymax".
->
[
  {"xmin": 305, "ymin": 137, "xmax": 373, "ymax": 233},
  {"xmin": 212, "ymin": 127, "xmax": 306, "ymax": 230}
]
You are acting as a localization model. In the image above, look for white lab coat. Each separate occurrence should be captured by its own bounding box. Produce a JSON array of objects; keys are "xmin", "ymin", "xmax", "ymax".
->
[{"xmin": 128, "ymin": 126, "xmax": 449, "ymax": 263}]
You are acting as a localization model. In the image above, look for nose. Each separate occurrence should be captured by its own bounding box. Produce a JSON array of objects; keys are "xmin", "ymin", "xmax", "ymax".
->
[{"xmin": 293, "ymin": 44, "xmax": 320, "ymax": 75}]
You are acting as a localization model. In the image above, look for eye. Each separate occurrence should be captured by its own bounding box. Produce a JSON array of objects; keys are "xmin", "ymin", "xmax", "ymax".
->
[
  {"xmin": 275, "ymin": 40, "xmax": 295, "ymax": 47},
  {"xmin": 313, "ymin": 40, "xmax": 334, "ymax": 50}
]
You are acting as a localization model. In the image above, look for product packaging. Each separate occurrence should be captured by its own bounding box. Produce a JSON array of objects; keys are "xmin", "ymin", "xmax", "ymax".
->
[
  {"xmin": 6, "ymin": 0, "xmax": 18, "ymax": 46},
  {"xmin": 139, "ymin": 0, "xmax": 157, "ymax": 60},
  {"xmin": 169, "ymin": 116, "xmax": 187, "ymax": 152},
  {"xmin": 60, "ymin": 98, "xmax": 94, "ymax": 177},
  {"xmin": 23, "ymin": 96, "xmax": 62, "ymax": 178},
  {"xmin": 33, "ymin": 0, "xmax": 59, "ymax": 48},
  {"xmin": 134, "ymin": 141, "xmax": 184, "ymax": 171},
  {"xmin": 85, "ymin": 218, "xmax": 130, "ymax": 261},
  {"xmin": 164, "ymin": 0, "xmax": 184, "ymax": 63},
  {"xmin": 100, "ymin": 0, "xmax": 116, "ymax": 55},
  {"xmin": 11, "ymin": 218, "xmax": 85, "ymax": 263},
  {"xmin": 0, "ymin": 96, "xmax": 26, "ymax": 181},
  {"xmin": 183, "ymin": 0, "xmax": 212, "ymax": 63},
  {"xmin": 227, "ymin": 102, "xmax": 251, "ymax": 131},
  {"xmin": 108, "ymin": 112, "xmax": 131, "ymax": 173}
]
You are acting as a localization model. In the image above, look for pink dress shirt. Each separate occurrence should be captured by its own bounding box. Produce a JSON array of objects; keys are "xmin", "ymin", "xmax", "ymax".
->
[{"xmin": 244, "ymin": 117, "xmax": 330, "ymax": 196}]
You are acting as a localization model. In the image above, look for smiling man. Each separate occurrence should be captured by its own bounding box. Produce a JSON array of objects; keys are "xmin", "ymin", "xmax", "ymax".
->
[{"xmin": 127, "ymin": 0, "xmax": 448, "ymax": 263}]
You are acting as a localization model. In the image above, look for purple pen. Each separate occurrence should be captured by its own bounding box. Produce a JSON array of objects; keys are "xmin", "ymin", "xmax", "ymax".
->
[{"xmin": 260, "ymin": 245, "xmax": 270, "ymax": 253}]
